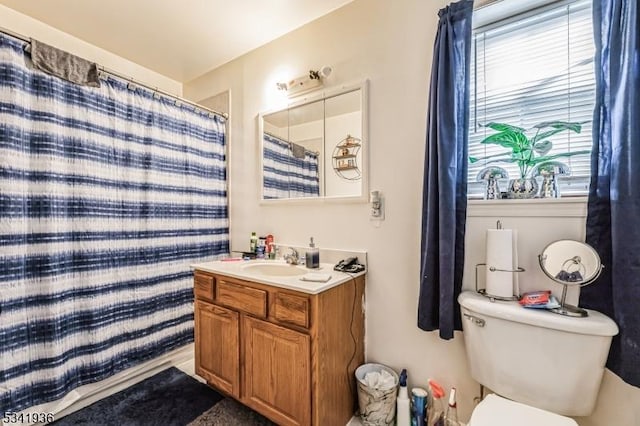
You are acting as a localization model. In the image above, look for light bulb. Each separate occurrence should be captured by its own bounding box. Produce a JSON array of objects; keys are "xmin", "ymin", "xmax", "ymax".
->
[{"xmin": 318, "ymin": 65, "xmax": 332, "ymax": 78}]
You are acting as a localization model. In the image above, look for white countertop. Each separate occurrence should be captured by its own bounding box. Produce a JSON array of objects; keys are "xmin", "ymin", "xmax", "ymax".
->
[{"xmin": 191, "ymin": 259, "xmax": 365, "ymax": 294}]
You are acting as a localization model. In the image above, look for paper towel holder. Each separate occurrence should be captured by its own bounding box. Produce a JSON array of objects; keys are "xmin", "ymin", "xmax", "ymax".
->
[{"xmin": 475, "ymin": 263, "xmax": 525, "ymax": 302}]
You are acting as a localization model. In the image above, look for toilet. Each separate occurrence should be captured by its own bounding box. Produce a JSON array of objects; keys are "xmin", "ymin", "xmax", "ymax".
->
[{"xmin": 458, "ymin": 291, "xmax": 619, "ymax": 426}]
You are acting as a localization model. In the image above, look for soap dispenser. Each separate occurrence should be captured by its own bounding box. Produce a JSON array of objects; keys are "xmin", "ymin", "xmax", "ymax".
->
[{"xmin": 305, "ymin": 237, "xmax": 319, "ymax": 269}]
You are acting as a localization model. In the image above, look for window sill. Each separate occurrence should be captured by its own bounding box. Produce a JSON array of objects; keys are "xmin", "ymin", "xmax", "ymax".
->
[{"xmin": 467, "ymin": 196, "xmax": 588, "ymax": 218}]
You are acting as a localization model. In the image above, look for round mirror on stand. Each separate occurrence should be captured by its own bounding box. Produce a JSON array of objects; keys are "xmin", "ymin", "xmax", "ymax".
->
[{"xmin": 538, "ymin": 240, "xmax": 603, "ymax": 317}]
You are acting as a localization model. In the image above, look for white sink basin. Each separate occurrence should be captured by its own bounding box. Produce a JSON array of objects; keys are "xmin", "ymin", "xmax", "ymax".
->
[{"xmin": 242, "ymin": 263, "xmax": 308, "ymax": 277}]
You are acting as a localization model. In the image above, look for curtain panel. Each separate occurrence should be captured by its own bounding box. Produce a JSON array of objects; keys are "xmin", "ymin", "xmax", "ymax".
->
[
  {"xmin": 583, "ymin": 0, "xmax": 640, "ymax": 387},
  {"xmin": 262, "ymin": 133, "xmax": 320, "ymax": 199},
  {"xmin": 0, "ymin": 33, "xmax": 229, "ymax": 412},
  {"xmin": 418, "ymin": 0, "xmax": 474, "ymax": 339}
]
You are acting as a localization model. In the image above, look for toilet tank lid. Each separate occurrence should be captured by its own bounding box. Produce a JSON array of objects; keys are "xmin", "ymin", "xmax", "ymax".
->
[
  {"xmin": 469, "ymin": 394, "xmax": 578, "ymax": 426},
  {"xmin": 458, "ymin": 291, "xmax": 619, "ymax": 337}
]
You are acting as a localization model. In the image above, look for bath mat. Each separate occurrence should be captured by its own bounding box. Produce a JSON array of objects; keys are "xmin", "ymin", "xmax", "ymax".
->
[
  {"xmin": 51, "ymin": 367, "xmax": 224, "ymax": 426},
  {"xmin": 187, "ymin": 398, "xmax": 276, "ymax": 426}
]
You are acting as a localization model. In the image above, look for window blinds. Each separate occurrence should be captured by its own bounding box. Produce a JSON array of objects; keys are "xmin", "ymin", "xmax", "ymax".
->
[{"xmin": 468, "ymin": 0, "xmax": 595, "ymax": 197}]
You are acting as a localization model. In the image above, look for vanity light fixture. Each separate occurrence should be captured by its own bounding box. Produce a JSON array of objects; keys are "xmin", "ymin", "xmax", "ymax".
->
[{"xmin": 276, "ymin": 65, "xmax": 333, "ymax": 97}]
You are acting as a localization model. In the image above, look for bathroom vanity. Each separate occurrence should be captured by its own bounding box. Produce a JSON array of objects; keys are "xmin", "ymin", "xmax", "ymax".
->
[{"xmin": 191, "ymin": 260, "xmax": 365, "ymax": 426}]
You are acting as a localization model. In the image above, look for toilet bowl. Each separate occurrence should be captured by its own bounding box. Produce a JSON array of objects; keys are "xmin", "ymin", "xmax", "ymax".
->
[{"xmin": 468, "ymin": 394, "xmax": 577, "ymax": 426}]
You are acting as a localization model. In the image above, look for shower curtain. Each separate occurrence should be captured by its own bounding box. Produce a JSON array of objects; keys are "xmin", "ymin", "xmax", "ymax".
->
[
  {"xmin": 0, "ymin": 33, "xmax": 229, "ymax": 413},
  {"xmin": 262, "ymin": 133, "xmax": 320, "ymax": 198}
]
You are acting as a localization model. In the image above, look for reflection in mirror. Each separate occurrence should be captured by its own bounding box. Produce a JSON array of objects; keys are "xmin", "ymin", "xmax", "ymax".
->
[
  {"xmin": 539, "ymin": 240, "xmax": 602, "ymax": 284},
  {"xmin": 263, "ymin": 101, "xmax": 323, "ymax": 199},
  {"xmin": 260, "ymin": 83, "xmax": 366, "ymax": 201},
  {"xmin": 325, "ymin": 90, "xmax": 362, "ymax": 197},
  {"xmin": 538, "ymin": 239, "xmax": 603, "ymax": 317}
]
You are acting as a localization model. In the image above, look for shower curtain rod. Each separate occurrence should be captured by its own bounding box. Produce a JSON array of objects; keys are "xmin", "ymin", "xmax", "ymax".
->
[{"xmin": 0, "ymin": 25, "xmax": 228, "ymax": 119}]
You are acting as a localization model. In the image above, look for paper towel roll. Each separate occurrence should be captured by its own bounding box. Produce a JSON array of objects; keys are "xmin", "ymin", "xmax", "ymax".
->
[{"xmin": 485, "ymin": 228, "xmax": 517, "ymax": 298}]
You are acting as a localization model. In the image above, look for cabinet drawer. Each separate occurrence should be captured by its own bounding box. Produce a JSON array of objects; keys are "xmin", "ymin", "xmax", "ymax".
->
[
  {"xmin": 217, "ymin": 279, "xmax": 267, "ymax": 318},
  {"xmin": 194, "ymin": 273, "xmax": 215, "ymax": 301},
  {"xmin": 273, "ymin": 292, "xmax": 310, "ymax": 329}
]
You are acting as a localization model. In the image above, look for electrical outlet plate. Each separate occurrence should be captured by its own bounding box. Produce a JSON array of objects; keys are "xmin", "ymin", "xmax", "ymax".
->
[{"xmin": 370, "ymin": 191, "xmax": 384, "ymax": 221}]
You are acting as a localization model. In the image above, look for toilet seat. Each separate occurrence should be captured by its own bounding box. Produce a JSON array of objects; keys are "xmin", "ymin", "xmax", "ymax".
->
[{"xmin": 468, "ymin": 394, "xmax": 578, "ymax": 426}]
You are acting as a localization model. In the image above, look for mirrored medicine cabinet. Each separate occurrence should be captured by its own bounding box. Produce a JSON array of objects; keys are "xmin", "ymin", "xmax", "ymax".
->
[{"xmin": 258, "ymin": 81, "xmax": 368, "ymax": 203}]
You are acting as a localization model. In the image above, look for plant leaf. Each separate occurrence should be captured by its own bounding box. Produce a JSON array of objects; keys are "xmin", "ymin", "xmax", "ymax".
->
[
  {"xmin": 532, "ymin": 121, "xmax": 585, "ymax": 134},
  {"xmin": 529, "ymin": 124, "xmax": 584, "ymax": 144},
  {"xmin": 481, "ymin": 131, "xmax": 528, "ymax": 150},
  {"xmin": 477, "ymin": 157, "xmax": 519, "ymax": 166},
  {"xmin": 483, "ymin": 122, "xmax": 526, "ymax": 133},
  {"xmin": 528, "ymin": 150, "xmax": 591, "ymax": 165},
  {"xmin": 530, "ymin": 129, "xmax": 570, "ymax": 144},
  {"xmin": 468, "ymin": 152, "xmax": 513, "ymax": 164},
  {"xmin": 511, "ymin": 152, "xmax": 526, "ymax": 161},
  {"xmin": 533, "ymin": 140, "xmax": 552, "ymax": 155}
]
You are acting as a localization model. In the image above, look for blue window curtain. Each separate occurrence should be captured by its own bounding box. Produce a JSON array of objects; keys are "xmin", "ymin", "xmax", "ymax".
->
[
  {"xmin": 582, "ymin": 0, "xmax": 640, "ymax": 387},
  {"xmin": 0, "ymin": 33, "xmax": 229, "ymax": 412},
  {"xmin": 262, "ymin": 133, "xmax": 320, "ymax": 199},
  {"xmin": 418, "ymin": 0, "xmax": 474, "ymax": 339}
]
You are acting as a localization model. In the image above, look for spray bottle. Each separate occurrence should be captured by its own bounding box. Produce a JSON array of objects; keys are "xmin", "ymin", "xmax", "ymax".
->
[{"xmin": 396, "ymin": 369, "xmax": 410, "ymax": 426}]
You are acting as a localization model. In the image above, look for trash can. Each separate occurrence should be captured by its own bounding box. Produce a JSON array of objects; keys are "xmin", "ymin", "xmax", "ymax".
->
[{"xmin": 355, "ymin": 363, "xmax": 399, "ymax": 426}]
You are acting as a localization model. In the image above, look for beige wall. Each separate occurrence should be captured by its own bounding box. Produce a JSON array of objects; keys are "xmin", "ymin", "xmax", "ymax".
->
[
  {"xmin": 0, "ymin": 4, "xmax": 181, "ymax": 94},
  {"xmin": 2, "ymin": 0, "xmax": 638, "ymax": 424},
  {"xmin": 184, "ymin": 0, "xmax": 640, "ymax": 424}
]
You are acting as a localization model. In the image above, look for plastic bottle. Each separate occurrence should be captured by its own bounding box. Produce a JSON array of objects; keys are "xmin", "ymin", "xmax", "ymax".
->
[
  {"xmin": 411, "ymin": 387, "xmax": 428, "ymax": 426},
  {"xmin": 428, "ymin": 379, "xmax": 445, "ymax": 426},
  {"xmin": 396, "ymin": 369, "xmax": 410, "ymax": 426},
  {"xmin": 250, "ymin": 232, "xmax": 258, "ymax": 253},
  {"xmin": 443, "ymin": 387, "xmax": 458, "ymax": 426},
  {"xmin": 305, "ymin": 237, "xmax": 319, "ymax": 269},
  {"xmin": 257, "ymin": 236, "xmax": 266, "ymax": 258},
  {"xmin": 265, "ymin": 234, "xmax": 274, "ymax": 258}
]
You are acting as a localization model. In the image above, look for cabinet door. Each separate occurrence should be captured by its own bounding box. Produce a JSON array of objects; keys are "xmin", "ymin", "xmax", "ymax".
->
[
  {"xmin": 194, "ymin": 300, "xmax": 239, "ymax": 397},
  {"xmin": 242, "ymin": 316, "xmax": 311, "ymax": 426}
]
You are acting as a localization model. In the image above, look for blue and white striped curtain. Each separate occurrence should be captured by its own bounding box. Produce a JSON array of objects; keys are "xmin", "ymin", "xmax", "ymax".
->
[
  {"xmin": 0, "ymin": 33, "xmax": 228, "ymax": 413},
  {"xmin": 262, "ymin": 133, "xmax": 320, "ymax": 199}
]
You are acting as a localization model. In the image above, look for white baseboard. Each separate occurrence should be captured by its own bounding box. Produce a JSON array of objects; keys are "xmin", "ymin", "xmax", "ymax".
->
[{"xmin": 20, "ymin": 344, "xmax": 194, "ymax": 425}]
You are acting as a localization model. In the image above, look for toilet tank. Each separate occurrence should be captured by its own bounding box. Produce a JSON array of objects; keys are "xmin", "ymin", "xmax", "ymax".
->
[{"xmin": 458, "ymin": 291, "xmax": 618, "ymax": 416}]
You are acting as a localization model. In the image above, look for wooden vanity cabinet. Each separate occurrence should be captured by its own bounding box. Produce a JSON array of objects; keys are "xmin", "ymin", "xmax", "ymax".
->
[
  {"xmin": 243, "ymin": 315, "xmax": 311, "ymax": 424},
  {"xmin": 194, "ymin": 300, "xmax": 240, "ymax": 397},
  {"xmin": 193, "ymin": 270, "xmax": 365, "ymax": 426}
]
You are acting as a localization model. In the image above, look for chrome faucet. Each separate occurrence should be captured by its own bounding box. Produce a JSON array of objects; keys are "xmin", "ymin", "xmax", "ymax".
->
[{"xmin": 283, "ymin": 247, "xmax": 300, "ymax": 265}]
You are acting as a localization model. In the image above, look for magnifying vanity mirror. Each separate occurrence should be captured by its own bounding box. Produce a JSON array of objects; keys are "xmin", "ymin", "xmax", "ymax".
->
[
  {"xmin": 259, "ymin": 81, "xmax": 368, "ymax": 202},
  {"xmin": 538, "ymin": 240, "xmax": 603, "ymax": 317}
]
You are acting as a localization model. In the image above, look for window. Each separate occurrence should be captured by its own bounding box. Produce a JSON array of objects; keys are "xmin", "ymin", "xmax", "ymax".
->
[{"xmin": 468, "ymin": 0, "xmax": 595, "ymax": 198}]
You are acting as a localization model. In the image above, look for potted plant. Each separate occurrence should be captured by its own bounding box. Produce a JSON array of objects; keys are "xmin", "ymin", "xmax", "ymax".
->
[{"xmin": 469, "ymin": 121, "xmax": 591, "ymax": 198}]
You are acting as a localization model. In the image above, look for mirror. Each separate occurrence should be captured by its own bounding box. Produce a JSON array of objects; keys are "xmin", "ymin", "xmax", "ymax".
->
[
  {"xmin": 539, "ymin": 240, "xmax": 603, "ymax": 317},
  {"xmin": 259, "ymin": 82, "xmax": 367, "ymax": 201}
]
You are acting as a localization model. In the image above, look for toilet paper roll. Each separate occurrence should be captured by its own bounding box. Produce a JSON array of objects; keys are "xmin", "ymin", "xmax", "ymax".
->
[{"xmin": 485, "ymin": 229, "xmax": 517, "ymax": 298}]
